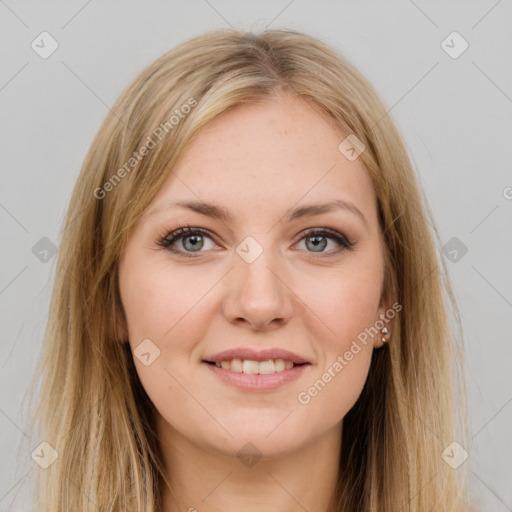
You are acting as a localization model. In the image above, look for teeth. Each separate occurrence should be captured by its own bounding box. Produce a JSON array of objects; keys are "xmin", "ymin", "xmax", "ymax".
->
[
  {"xmin": 243, "ymin": 359, "xmax": 260, "ymax": 374},
  {"xmin": 213, "ymin": 358, "xmax": 297, "ymax": 374},
  {"xmin": 230, "ymin": 358, "xmax": 243, "ymax": 373},
  {"xmin": 258, "ymin": 360, "xmax": 275, "ymax": 374}
]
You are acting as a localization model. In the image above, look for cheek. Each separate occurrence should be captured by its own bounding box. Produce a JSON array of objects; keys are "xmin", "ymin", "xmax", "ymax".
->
[
  {"xmin": 296, "ymin": 344, "xmax": 373, "ymax": 431},
  {"xmin": 331, "ymin": 277, "xmax": 381, "ymax": 347},
  {"xmin": 119, "ymin": 253, "xmax": 220, "ymax": 430},
  {"xmin": 119, "ymin": 253, "xmax": 222, "ymax": 403},
  {"xmin": 292, "ymin": 259, "xmax": 382, "ymax": 420},
  {"xmin": 119, "ymin": 252, "xmax": 215, "ymax": 344},
  {"xmin": 295, "ymin": 270, "xmax": 379, "ymax": 417},
  {"xmin": 302, "ymin": 257, "xmax": 383, "ymax": 350}
]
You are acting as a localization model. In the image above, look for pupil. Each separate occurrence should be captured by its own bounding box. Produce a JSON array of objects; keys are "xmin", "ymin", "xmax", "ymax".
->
[
  {"xmin": 184, "ymin": 235, "xmax": 203, "ymax": 251},
  {"xmin": 307, "ymin": 236, "xmax": 326, "ymax": 252}
]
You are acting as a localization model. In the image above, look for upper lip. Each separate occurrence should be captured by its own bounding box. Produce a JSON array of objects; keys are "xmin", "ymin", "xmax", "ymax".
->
[{"xmin": 204, "ymin": 347, "xmax": 310, "ymax": 365}]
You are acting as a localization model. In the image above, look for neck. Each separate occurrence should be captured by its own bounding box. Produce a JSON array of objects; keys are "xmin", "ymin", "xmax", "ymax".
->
[{"xmin": 157, "ymin": 416, "xmax": 342, "ymax": 512}]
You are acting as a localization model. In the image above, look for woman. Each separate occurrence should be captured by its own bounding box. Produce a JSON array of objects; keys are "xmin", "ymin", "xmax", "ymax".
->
[{"xmin": 28, "ymin": 28, "xmax": 473, "ymax": 511}]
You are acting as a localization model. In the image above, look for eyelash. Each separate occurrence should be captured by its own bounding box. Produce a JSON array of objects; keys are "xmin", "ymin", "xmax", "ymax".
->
[{"xmin": 156, "ymin": 224, "xmax": 354, "ymax": 258}]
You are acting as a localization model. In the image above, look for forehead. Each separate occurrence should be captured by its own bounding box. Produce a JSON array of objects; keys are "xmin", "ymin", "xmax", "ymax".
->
[{"xmin": 149, "ymin": 94, "xmax": 378, "ymax": 228}]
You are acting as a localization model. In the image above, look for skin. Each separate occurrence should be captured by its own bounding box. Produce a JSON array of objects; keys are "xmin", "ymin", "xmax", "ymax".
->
[{"xmin": 118, "ymin": 93, "xmax": 393, "ymax": 512}]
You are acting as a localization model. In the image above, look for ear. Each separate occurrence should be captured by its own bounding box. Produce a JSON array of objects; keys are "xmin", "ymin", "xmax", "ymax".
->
[{"xmin": 374, "ymin": 292, "xmax": 398, "ymax": 349}]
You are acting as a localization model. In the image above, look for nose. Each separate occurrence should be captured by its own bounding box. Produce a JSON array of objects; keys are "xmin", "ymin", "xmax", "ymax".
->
[{"xmin": 222, "ymin": 244, "xmax": 294, "ymax": 331}]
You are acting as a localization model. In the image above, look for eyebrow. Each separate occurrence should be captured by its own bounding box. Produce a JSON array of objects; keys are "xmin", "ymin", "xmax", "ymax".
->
[{"xmin": 148, "ymin": 199, "xmax": 369, "ymax": 230}]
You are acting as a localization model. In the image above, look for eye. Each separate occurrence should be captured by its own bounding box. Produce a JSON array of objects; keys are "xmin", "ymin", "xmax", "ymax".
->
[
  {"xmin": 156, "ymin": 225, "xmax": 218, "ymax": 257},
  {"xmin": 157, "ymin": 225, "xmax": 354, "ymax": 258},
  {"xmin": 294, "ymin": 228, "xmax": 354, "ymax": 255}
]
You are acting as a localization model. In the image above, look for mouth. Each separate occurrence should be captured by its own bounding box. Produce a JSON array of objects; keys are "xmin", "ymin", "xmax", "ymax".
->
[
  {"xmin": 201, "ymin": 348, "xmax": 312, "ymax": 391},
  {"xmin": 202, "ymin": 358, "xmax": 309, "ymax": 374}
]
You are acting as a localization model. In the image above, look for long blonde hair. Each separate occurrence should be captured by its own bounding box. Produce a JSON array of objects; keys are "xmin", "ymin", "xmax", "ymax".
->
[{"xmin": 25, "ymin": 28, "xmax": 472, "ymax": 511}]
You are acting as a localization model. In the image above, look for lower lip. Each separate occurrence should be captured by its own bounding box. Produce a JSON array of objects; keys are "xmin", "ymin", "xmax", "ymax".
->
[{"xmin": 203, "ymin": 362, "xmax": 310, "ymax": 391}]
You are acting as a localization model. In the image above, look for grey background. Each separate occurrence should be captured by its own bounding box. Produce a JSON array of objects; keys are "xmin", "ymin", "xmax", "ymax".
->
[{"xmin": 1, "ymin": 1, "xmax": 511, "ymax": 510}]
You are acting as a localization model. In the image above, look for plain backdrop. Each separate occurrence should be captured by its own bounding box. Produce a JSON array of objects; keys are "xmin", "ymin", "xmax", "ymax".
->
[{"xmin": 1, "ymin": 1, "xmax": 511, "ymax": 510}]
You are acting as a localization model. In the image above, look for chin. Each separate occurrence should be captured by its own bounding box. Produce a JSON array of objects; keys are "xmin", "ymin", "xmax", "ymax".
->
[
  {"xmin": 201, "ymin": 413, "xmax": 311, "ymax": 459},
  {"xmin": 209, "ymin": 432, "xmax": 306, "ymax": 461}
]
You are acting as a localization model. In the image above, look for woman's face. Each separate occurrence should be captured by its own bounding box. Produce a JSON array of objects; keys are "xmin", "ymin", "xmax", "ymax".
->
[{"xmin": 118, "ymin": 94, "xmax": 390, "ymax": 458}]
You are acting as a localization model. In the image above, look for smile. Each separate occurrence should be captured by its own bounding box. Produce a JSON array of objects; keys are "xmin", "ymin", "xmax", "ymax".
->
[
  {"xmin": 203, "ymin": 359, "xmax": 310, "ymax": 391},
  {"xmin": 211, "ymin": 358, "xmax": 296, "ymax": 374}
]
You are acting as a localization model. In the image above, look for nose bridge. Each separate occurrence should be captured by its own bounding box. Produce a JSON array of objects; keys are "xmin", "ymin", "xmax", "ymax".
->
[{"xmin": 223, "ymin": 234, "xmax": 293, "ymax": 329}]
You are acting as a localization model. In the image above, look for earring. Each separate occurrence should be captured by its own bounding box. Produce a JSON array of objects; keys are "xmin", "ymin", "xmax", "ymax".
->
[{"xmin": 381, "ymin": 326, "xmax": 389, "ymax": 343}]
